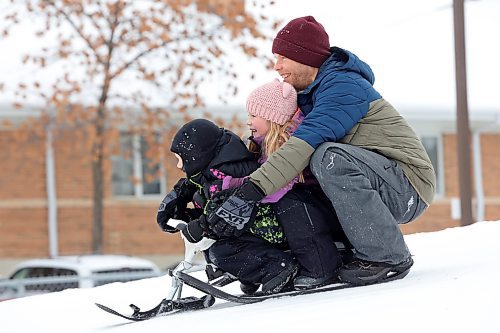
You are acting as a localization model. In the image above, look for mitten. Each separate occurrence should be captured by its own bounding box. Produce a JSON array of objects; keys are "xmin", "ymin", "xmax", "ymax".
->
[
  {"xmin": 178, "ymin": 219, "xmax": 205, "ymax": 243},
  {"xmin": 206, "ymin": 179, "xmax": 264, "ymax": 237},
  {"xmin": 156, "ymin": 178, "xmax": 197, "ymax": 232}
]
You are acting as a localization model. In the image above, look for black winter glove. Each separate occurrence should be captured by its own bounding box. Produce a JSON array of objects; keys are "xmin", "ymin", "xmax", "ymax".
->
[
  {"xmin": 206, "ymin": 179, "xmax": 264, "ymax": 237},
  {"xmin": 178, "ymin": 217, "xmax": 206, "ymax": 243},
  {"xmin": 157, "ymin": 178, "xmax": 197, "ymax": 233}
]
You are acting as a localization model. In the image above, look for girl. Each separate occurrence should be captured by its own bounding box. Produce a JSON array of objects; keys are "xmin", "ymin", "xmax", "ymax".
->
[
  {"xmin": 156, "ymin": 118, "xmax": 298, "ymax": 294},
  {"xmin": 207, "ymin": 80, "xmax": 344, "ymax": 292}
]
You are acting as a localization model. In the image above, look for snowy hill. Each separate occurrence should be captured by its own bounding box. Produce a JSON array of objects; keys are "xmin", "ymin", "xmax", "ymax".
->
[{"xmin": 1, "ymin": 221, "xmax": 499, "ymax": 333}]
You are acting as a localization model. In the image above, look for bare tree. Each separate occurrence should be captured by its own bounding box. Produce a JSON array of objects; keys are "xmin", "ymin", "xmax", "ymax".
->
[{"xmin": 1, "ymin": 0, "xmax": 277, "ymax": 253}]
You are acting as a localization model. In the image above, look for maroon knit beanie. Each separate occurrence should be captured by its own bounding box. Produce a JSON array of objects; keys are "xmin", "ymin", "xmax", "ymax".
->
[{"xmin": 272, "ymin": 16, "xmax": 331, "ymax": 68}]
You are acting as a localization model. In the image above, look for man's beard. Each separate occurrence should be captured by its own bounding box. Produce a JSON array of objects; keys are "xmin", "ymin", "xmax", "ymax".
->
[{"xmin": 290, "ymin": 73, "xmax": 314, "ymax": 92}]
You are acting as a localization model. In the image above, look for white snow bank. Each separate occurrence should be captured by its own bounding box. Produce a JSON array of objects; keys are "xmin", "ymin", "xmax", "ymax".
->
[{"xmin": 1, "ymin": 220, "xmax": 499, "ymax": 333}]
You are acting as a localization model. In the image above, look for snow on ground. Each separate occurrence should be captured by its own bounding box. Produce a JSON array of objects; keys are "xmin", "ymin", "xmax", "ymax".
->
[{"xmin": 1, "ymin": 221, "xmax": 499, "ymax": 333}]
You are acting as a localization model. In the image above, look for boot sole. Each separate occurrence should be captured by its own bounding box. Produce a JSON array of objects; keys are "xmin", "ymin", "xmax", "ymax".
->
[
  {"xmin": 338, "ymin": 265, "xmax": 412, "ymax": 286},
  {"xmin": 294, "ymin": 276, "xmax": 339, "ymax": 290}
]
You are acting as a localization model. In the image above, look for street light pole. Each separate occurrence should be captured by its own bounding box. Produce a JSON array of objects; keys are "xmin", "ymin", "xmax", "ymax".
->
[{"xmin": 453, "ymin": 0, "xmax": 474, "ymax": 226}]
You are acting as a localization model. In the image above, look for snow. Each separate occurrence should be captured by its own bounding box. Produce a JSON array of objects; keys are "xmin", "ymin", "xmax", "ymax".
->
[{"xmin": 1, "ymin": 221, "xmax": 499, "ymax": 333}]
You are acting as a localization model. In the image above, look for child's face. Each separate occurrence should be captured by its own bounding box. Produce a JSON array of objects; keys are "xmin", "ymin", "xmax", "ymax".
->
[
  {"xmin": 247, "ymin": 114, "xmax": 270, "ymax": 138},
  {"xmin": 174, "ymin": 153, "xmax": 183, "ymax": 170}
]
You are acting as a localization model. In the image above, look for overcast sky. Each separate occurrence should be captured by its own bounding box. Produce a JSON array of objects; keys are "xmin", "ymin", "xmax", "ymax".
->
[
  {"xmin": 1, "ymin": 0, "xmax": 498, "ymax": 113},
  {"xmin": 209, "ymin": 0, "xmax": 499, "ymax": 111}
]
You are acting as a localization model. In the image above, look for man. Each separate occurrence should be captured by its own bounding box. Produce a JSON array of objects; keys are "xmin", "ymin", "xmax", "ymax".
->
[{"xmin": 207, "ymin": 16, "xmax": 436, "ymax": 287}]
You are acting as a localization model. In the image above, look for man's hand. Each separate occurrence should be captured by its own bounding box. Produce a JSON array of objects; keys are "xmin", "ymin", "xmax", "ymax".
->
[
  {"xmin": 157, "ymin": 178, "xmax": 197, "ymax": 233},
  {"xmin": 206, "ymin": 179, "xmax": 265, "ymax": 237}
]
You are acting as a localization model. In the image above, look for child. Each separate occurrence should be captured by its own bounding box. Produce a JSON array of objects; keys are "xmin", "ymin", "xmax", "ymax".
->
[
  {"xmin": 207, "ymin": 80, "xmax": 343, "ymax": 291},
  {"xmin": 156, "ymin": 118, "xmax": 298, "ymax": 294}
]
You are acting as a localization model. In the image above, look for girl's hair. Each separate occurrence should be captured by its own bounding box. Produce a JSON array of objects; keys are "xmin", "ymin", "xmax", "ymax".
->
[{"xmin": 248, "ymin": 117, "xmax": 304, "ymax": 182}]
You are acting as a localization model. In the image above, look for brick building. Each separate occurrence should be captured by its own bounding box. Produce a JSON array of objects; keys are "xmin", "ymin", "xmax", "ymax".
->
[
  {"xmin": 1, "ymin": 104, "xmax": 499, "ymax": 258},
  {"xmin": 1, "ymin": 0, "xmax": 499, "ymax": 259}
]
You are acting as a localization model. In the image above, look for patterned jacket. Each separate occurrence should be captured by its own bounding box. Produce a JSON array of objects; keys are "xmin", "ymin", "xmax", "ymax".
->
[{"xmin": 188, "ymin": 130, "xmax": 285, "ymax": 244}]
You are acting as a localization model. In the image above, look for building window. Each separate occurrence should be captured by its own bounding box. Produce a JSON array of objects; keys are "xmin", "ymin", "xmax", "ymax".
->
[
  {"xmin": 140, "ymin": 136, "xmax": 162, "ymax": 195},
  {"xmin": 111, "ymin": 134, "xmax": 165, "ymax": 197},
  {"xmin": 421, "ymin": 136, "xmax": 444, "ymax": 197}
]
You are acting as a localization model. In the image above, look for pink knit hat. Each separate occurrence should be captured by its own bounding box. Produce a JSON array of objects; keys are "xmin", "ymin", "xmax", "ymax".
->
[{"xmin": 246, "ymin": 80, "xmax": 297, "ymax": 125}]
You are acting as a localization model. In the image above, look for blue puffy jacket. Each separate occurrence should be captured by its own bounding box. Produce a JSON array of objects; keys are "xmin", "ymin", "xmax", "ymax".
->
[{"xmin": 293, "ymin": 47, "xmax": 382, "ymax": 148}]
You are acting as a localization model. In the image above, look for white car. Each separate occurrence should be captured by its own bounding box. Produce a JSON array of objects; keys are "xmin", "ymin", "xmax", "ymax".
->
[{"xmin": 0, "ymin": 255, "xmax": 161, "ymax": 300}]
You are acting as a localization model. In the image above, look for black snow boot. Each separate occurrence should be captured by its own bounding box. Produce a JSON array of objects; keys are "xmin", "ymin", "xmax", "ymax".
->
[
  {"xmin": 240, "ymin": 282, "xmax": 260, "ymax": 295},
  {"xmin": 261, "ymin": 261, "xmax": 299, "ymax": 295},
  {"xmin": 338, "ymin": 256, "xmax": 414, "ymax": 286},
  {"xmin": 293, "ymin": 272, "xmax": 338, "ymax": 290},
  {"xmin": 338, "ymin": 247, "xmax": 356, "ymax": 265}
]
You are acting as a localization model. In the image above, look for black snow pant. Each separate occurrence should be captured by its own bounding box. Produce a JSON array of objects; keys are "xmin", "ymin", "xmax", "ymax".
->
[
  {"xmin": 207, "ymin": 186, "xmax": 345, "ymax": 284},
  {"xmin": 274, "ymin": 186, "xmax": 343, "ymax": 278},
  {"xmin": 207, "ymin": 234, "xmax": 294, "ymax": 286}
]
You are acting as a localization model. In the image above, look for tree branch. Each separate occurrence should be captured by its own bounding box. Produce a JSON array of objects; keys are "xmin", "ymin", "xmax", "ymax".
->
[
  {"xmin": 45, "ymin": 0, "xmax": 106, "ymax": 65},
  {"xmin": 109, "ymin": 22, "xmax": 224, "ymax": 80}
]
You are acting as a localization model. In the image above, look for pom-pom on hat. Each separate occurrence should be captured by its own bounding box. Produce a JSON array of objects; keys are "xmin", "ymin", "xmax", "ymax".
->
[
  {"xmin": 246, "ymin": 79, "xmax": 298, "ymax": 125},
  {"xmin": 272, "ymin": 16, "xmax": 331, "ymax": 68}
]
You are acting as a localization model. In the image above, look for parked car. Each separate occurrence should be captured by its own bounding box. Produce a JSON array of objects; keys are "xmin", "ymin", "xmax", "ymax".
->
[{"xmin": 0, "ymin": 255, "xmax": 161, "ymax": 301}]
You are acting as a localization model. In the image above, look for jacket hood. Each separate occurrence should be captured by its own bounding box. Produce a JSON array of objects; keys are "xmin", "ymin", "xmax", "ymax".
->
[
  {"xmin": 210, "ymin": 130, "xmax": 255, "ymax": 168},
  {"xmin": 301, "ymin": 47, "xmax": 375, "ymax": 94}
]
